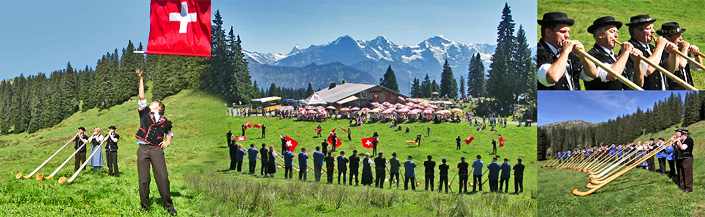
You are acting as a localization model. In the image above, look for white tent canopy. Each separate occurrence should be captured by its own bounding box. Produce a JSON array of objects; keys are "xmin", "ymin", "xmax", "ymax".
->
[{"xmin": 304, "ymin": 93, "xmax": 328, "ymax": 105}]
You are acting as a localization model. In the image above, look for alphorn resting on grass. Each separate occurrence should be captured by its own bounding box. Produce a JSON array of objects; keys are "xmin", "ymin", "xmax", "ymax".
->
[{"xmin": 16, "ymin": 138, "xmax": 73, "ymax": 179}]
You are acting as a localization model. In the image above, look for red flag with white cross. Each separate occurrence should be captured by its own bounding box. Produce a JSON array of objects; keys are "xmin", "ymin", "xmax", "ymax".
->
[
  {"xmin": 361, "ymin": 137, "xmax": 374, "ymax": 149},
  {"xmin": 145, "ymin": 0, "xmax": 211, "ymax": 57},
  {"xmin": 285, "ymin": 136, "xmax": 298, "ymax": 152}
]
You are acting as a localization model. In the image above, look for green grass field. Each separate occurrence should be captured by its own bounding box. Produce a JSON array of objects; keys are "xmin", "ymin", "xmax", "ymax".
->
[
  {"xmin": 538, "ymin": 0, "xmax": 705, "ymax": 89},
  {"xmin": 0, "ymin": 86, "xmax": 537, "ymax": 216},
  {"xmin": 538, "ymin": 121, "xmax": 705, "ymax": 216}
]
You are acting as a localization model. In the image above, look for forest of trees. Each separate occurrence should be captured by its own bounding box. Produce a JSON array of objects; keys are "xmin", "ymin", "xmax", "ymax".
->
[
  {"xmin": 0, "ymin": 10, "xmax": 252, "ymax": 135},
  {"xmin": 536, "ymin": 92, "xmax": 705, "ymax": 160}
]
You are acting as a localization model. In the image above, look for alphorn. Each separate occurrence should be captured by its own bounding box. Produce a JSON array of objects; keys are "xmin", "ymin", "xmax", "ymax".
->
[
  {"xmin": 587, "ymin": 143, "xmax": 669, "ymax": 187},
  {"xmin": 590, "ymin": 148, "xmax": 637, "ymax": 174},
  {"xmin": 573, "ymin": 48, "xmax": 644, "ymax": 90},
  {"xmin": 672, "ymin": 49, "xmax": 705, "ymax": 71},
  {"xmin": 615, "ymin": 40, "xmax": 696, "ymax": 90},
  {"xmin": 38, "ymin": 140, "xmax": 89, "ymax": 180},
  {"xmin": 582, "ymin": 151, "xmax": 612, "ymax": 172},
  {"xmin": 16, "ymin": 138, "xmax": 73, "ymax": 179},
  {"xmin": 694, "ymin": 50, "xmax": 705, "ymax": 58},
  {"xmin": 577, "ymin": 151, "xmax": 607, "ymax": 172},
  {"xmin": 590, "ymin": 149, "xmax": 641, "ymax": 180},
  {"xmin": 59, "ymin": 135, "xmax": 108, "ymax": 184},
  {"xmin": 590, "ymin": 149, "xmax": 638, "ymax": 176},
  {"xmin": 591, "ymin": 144, "xmax": 665, "ymax": 184},
  {"xmin": 572, "ymin": 141, "xmax": 670, "ymax": 196}
]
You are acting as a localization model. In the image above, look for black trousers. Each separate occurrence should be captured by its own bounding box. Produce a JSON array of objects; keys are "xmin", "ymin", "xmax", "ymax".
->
[
  {"xmin": 249, "ymin": 160, "xmax": 256, "ymax": 174},
  {"xmin": 658, "ymin": 158, "xmax": 667, "ymax": 175},
  {"xmin": 106, "ymin": 151, "xmax": 119, "ymax": 175},
  {"xmin": 326, "ymin": 167, "xmax": 335, "ymax": 183},
  {"xmin": 458, "ymin": 175, "xmax": 468, "ymax": 193},
  {"xmin": 668, "ymin": 160, "xmax": 676, "ymax": 178},
  {"xmin": 425, "ymin": 174, "xmax": 434, "ymax": 191},
  {"xmin": 236, "ymin": 160, "xmax": 243, "ymax": 172},
  {"xmin": 299, "ymin": 166, "xmax": 307, "ymax": 181},
  {"xmin": 375, "ymin": 170, "xmax": 385, "ymax": 188},
  {"xmin": 285, "ymin": 166, "xmax": 293, "ymax": 179},
  {"xmin": 457, "ymin": 143, "xmax": 460, "ymax": 150},
  {"xmin": 261, "ymin": 158, "xmax": 268, "ymax": 175},
  {"xmin": 473, "ymin": 174, "xmax": 483, "ymax": 191},
  {"xmin": 679, "ymin": 158, "xmax": 693, "ymax": 191},
  {"xmin": 514, "ymin": 176, "xmax": 523, "ymax": 193},
  {"xmin": 489, "ymin": 179, "xmax": 499, "ymax": 192},
  {"xmin": 229, "ymin": 150, "xmax": 236, "ymax": 170},
  {"xmin": 389, "ymin": 172, "xmax": 400, "ymax": 188},
  {"xmin": 74, "ymin": 151, "xmax": 86, "ymax": 171},
  {"xmin": 647, "ymin": 156, "xmax": 655, "ymax": 172},
  {"xmin": 338, "ymin": 170, "xmax": 347, "ymax": 184},
  {"xmin": 438, "ymin": 175, "xmax": 448, "ymax": 193},
  {"xmin": 500, "ymin": 178, "xmax": 509, "ymax": 193},
  {"xmin": 349, "ymin": 169, "xmax": 359, "ymax": 185},
  {"xmin": 315, "ymin": 165, "xmax": 322, "ymax": 182},
  {"xmin": 404, "ymin": 176, "xmax": 416, "ymax": 190},
  {"xmin": 137, "ymin": 144, "xmax": 173, "ymax": 210}
]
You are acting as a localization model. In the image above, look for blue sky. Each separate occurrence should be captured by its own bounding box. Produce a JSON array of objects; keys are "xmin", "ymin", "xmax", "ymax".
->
[
  {"xmin": 0, "ymin": 0, "xmax": 536, "ymax": 80},
  {"xmin": 538, "ymin": 91, "xmax": 688, "ymax": 126}
]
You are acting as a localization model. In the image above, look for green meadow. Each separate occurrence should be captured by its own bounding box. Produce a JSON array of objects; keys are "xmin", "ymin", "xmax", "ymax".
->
[
  {"xmin": 1, "ymin": 85, "xmax": 536, "ymax": 216},
  {"xmin": 538, "ymin": 121, "xmax": 705, "ymax": 216}
]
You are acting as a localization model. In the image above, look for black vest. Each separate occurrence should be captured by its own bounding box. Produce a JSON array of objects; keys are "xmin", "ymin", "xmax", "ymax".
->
[
  {"xmin": 536, "ymin": 40, "xmax": 583, "ymax": 90},
  {"xmin": 627, "ymin": 38, "xmax": 667, "ymax": 90},
  {"xmin": 584, "ymin": 44, "xmax": 633, "ymax": 90},
  {"xmin": 661, "ymin": 51, "xmax": 694, "ymax": 90},
  {"xmin": 135, "ymin": 106, "xmax": 172, "ymax": 146},
  {"xmin": 105, "ymin": 133, "xmax": 119, "ymax": 152},
  {"xmin": 74, "ymin": 134, "xmax": 88, "ymax": 152}
]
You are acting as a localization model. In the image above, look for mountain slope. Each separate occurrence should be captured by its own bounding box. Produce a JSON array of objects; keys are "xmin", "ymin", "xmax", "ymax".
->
[{"xmin": 249, "ymin": 62, "xmax": 378, "ymax": 90}]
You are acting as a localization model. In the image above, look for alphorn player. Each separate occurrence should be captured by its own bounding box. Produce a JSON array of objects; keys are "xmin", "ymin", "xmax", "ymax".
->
[
  {"xmin": 657, "ymin": 22, "xmax": 702, "ymax": 90},
  {"xmin": 584, "ymin": 16, "xmax": 645, "ymax": 90},
  {"xmin": 105, "ymin": 126, "xmax": 120, "ymax": 177},
  {"xmin": 624, "ymin": 14, "xmax": 671, "ymax": 90},
  {"xmin": 673, "ymin": 129, "xmax": 694, "ymax": 193},
  {"xmin": 134, "ymin": 68, "xmax": 177, "ymax": 216},
  {"xmin": 72, "ymin": 127, "xmax": 89, "ymax": 171},
  {"xmin": 537, "ymin": 12, "xmax": 599, "ymax": 90}
]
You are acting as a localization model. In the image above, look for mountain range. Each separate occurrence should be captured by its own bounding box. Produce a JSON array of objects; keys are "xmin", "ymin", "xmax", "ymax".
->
[{"xmin": 245, "ymin": 35, "xmax": 497, "ymax": 95}]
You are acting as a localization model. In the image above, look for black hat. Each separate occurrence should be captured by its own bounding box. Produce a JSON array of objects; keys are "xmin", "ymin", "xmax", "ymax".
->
[
  {"xmin": 656, "ymin": 22, "xmax": 686, "ymax": 36},
  {"xmin": 78, "ymin": 127, "xmax": 86, "ymax": 131},
  {"xmin": 587, "ymin": 16, "xmax": 623, "ymax": 34},
  {"xmin": 108, "ymin": 125, "xmax": 117, "ymax": 130},
  {"xmin": 625, "ymin": 14, "xmax": 656, "ymax": 26},
  {"xmin": 538, "ymin": 12, "xmax": 575, "ymax": 26},
  {"xmin": 649, "ymin": 138, "xmax": 654, "ymax": 141},
  {"xmin": 658, "ymin": 137, "xmax": 665, "ymax": 141},
  {"xmin": 340, "ymin": 151, "xmax": 345, "ymax": 155}
]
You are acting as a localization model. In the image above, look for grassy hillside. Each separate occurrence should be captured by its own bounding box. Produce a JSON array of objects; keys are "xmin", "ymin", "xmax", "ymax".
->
[
  {"xmin": 538, "ymin": 0, "xmax": 705, "ymax": 89},
  {"xmin": 0, "ymin": 85, "xmax": 536, "ymax": 216},
  {"xmin": 538, "ymin": 121, "xmax": 705, "ymax": 216}
]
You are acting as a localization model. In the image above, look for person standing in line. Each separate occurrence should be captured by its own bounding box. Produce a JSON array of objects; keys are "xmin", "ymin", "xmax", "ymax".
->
[
  {"xmin": 361, "ymin": 153, "xmax": 374, "ymax": 186},
  {"xmin": 105, "ymin": 126, "xmax": 120, "ymax": 177},
  {"xmin": 438, "ymin": 159, "xmax": 449, "ymax": 193},
  {"xmin": 235, "ymin": 143, "xmax": 246, "ymax": 172},
  {"xmin": 374, "ymin": 152, "xmax": 387, "ymax": 189},
  {"xmin": 674, "ymin": 129, "xmax": 694, "ymax": 193},
  {"xmin": 283, "ymin": 147, "xmax": 295, "ymax": 179},
  {"xmin": 325, "ymin": 151, "xmax": 335, "ymax": 184},
  {"xmin": 513, "ymin": 158, "xmax": 525, "ymax": 193},
  {"xmin": 228, "ymin": 133, "xmax": 238, "ymax": 171},
  {"xmin": 88, "ymin": 127, "xmax": 105, "ymax": 172},
  {"xmin": 73, "ymin": 127, "xmax": 89, "ymax": 171},
  {"xmin": 424, "ymin": 155, "xmax": 436, "ymax": 191},
  {"xmin": 487, "ymin": 157, "xmax": 502, "ymax": 192},
  {"xmin": 457, "ymin": 157, "xmax": 469, "ymax": 194},
  {"xmin": 247, "ymin": 144, "xmax": 259, "ymax": 174},
  {"xmin": 456, "ymin": 136, "xmax": 461, "ymax": 150},
  {"xmin": 404, "ymin": 155, "xmax": 417, "ymax": 191},
  {"xmin": 349, "ymin": 150, "xmax": 360, "ymax": 186},
  {"xmin": 261, "ymin": 124, "xmax": 266, "ymax": 139},
  {"xmin": 499, "ymin": 158, "xmax": 512, "ymax": 193},
  {"xmin": 472, "ymin": 155, "xmax": 484, "ymax": 192},
  {"xmin": 389, "ymin": 152, "xmax": 401, "ymax": 189},
  {"xmin": 313, "ymin": 146, "xmax": 325, "ymax": 182},
  {"xmin": 260, "ymin": 144, "xmax": 269, "ymax": 176},
  {"xmin": 298, "ymin": 148, "xmax": 309, "ymax": 181},
  {"xmin": 321, "ymin": 139, "xmax": 329, "ymax": 157},
  {"xmin": 266, "ymin": 146, "xmax": 278, "ymax": 178},
  {"xmin": 337, "ymin": 151, "xmax": 349, "ymax": 184}
]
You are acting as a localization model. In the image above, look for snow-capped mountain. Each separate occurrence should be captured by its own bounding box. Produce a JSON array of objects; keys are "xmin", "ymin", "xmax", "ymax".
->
[{"xmin": 244, "ymin": 35, "xmax": 497, "ymax": 95}]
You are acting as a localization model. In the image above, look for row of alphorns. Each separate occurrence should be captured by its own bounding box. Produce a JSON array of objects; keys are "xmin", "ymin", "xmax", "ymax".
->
[
  {"xmin": 242, "ymin": 145, "xmax": 493, "ymax": 192},
  {"xmin": 16, "ymin": 134, "xmax": 112, "ymax": 184},
  {"xmin": 540, "ymin": 138, "xmax": 677, "ymax": 196}
]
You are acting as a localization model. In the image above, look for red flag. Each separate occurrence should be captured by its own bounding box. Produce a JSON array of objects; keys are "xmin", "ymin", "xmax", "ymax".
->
[
  {"xmin": 244, "ymin": 122, "xmax": 252, "ymax": 129},
  {"xmin": 499, "ymin": 137, "xmax": 504, "ymax": 147},
  {"xmin": 361, "ymin": 137, "xmax": 374, "ymax": 149},
  {"xmin": 284, "ymin": 136, "xmax": 298, "ymax": 151},
  {"xmin": 235, "ymin": 136, "xmax": 246, "ymax": 141},
  {"xmin": 253, "ymin": 124, "xmax": 261, "ymax": 129},
  {"xmin": 340, "ymin": 126, "xmax": 348, "ymax": 134},
  {"xmin": 315, "ymin": 128, "xmax": 322, "ymax": 133},
  {"xmin": 146, "ymin": 0, "xmax": 211, "ymax": 57},
  {"xmin": 328, "ymin": 134, "xmax": 342, "ymax": 148},
  {"xmin": 406, "ymin": 141, "xmax": 416, "ymax": 144},
  {"xmin": 464, "ymin": 136, "xmax": 474, "ymax": 144}
]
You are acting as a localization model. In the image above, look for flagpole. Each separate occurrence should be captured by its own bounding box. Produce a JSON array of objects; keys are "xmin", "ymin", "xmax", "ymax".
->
[{"xmin": 408, "ymin": 70, "xmax": 411, "ymax": 97}]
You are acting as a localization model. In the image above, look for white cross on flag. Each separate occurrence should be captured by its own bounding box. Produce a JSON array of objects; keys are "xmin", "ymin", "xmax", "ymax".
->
[
  {"xmin": 361, "ymin": 137, "xmax": 374, "ymax": 149},
  {"xmin": 146, "ymin": 0, "xmax": 211, "ymax": 57},
  {"xmin": 284, "ymin": 136, "xmax": 298, "ymax": 152}
]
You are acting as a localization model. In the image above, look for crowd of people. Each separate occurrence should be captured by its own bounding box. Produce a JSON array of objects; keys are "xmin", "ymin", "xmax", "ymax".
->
[{"xmin": 552, "ymin": 129, "xmax": 694, "ymax": 193}]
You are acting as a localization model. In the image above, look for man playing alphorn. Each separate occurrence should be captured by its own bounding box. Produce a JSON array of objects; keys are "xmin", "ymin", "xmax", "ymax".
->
[
  {"xmin": 624, "ymin": 14, "xmax": 671, "ymax": 90},
  {"xmin": 657, "ymin": 22, "xmax": 702, "ymax": 90},
  {"xmin": 583, "ymin": 16, "xmax": 644, "ymax": 90}
]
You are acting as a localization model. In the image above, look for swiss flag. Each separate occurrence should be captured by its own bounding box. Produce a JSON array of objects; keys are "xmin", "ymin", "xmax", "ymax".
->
[
  {"xmin": 464, "ymin": 136, "xmax": 474, "ymax": 144},
  {"xmin": 340, "ymin": 126, "xmax": 348, "ymax": 134},
  {"xmin": 499, "ymin": 137, "xmax": 504, "ymax": 147},
  {"xmin": 244, "ymin": 122, "xmax": 252, "ymax": 129},
  {"xmin": 361, "ymin": 137, "xmax": 374, "ymax": 149},
  {"xmin": 328, "ymin": 134, "xmax": 342, "ymax": 148},
  {"xmin": 284, "ymin": 136, "xmax": 298, "ymax": 152},
  {"xmin": 235, "ymin": 136, "xmax": 246, "ymax": 141},
  {"xmin": 146, "ymin": 0, "xmax": 211, "ymax": 57},
  {"xmin": 315, "ymin": 128, "xmax": 322, "ymax": 133},
  {"xmin": 253, "ymin": 124, "xmax": 261, "ymax": 129}
]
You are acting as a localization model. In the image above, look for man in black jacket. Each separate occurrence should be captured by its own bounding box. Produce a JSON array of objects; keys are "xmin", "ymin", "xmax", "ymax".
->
[
  {"xmin": 424, "ymin": 155, "xmax": 436, "ymax": 191},
  {"xmin": 438, "ymin": 159, "xmax": 449, "ymax": 193},
  {"xmin": 260, "ymin": 144, "xmax": 269, "ymax": 176},
  {"xmin": 374, "ymin": 152, "xmax": 386, "ymax": 189},
  {"xmin": 349, "ymin": 150, "xmax": 360, "ymax": 186},
  {"xmin": 105, "ymin": 126, "xmax": 120, "ymax": 177},
  {"xmin": 584, "ymin": 16, "xmax": 644, "ymax": 90},
  {"xmin": 337, "ymin": 151, "xmax": 349, "ymax": 185},
  {"xmin": 674, "ymin": 129, "xmax": 694, "ymax": 193},
  {"xmin": 513, "ymin": 158, "xmax": 525, "ymax": 193},
  {"xmin": 134, "ymin": 69, "xmax": 177, "ymax": 216},
  {"xmin": 73, "ymin": 127, "xmax": 88, "ymax": 171}
]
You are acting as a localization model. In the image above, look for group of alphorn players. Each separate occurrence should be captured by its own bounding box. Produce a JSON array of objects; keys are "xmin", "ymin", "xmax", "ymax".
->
[
  {"xmin": 542, "ymin": 129, "xmax": 694, "ymax": 195},
  {"xmin": 538, "ymin": 12, "xmax": 703, "ymax": 90}
]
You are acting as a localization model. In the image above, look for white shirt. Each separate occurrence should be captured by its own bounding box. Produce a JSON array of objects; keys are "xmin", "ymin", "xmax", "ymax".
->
[
  {"xmin": 137, "ymin": 99, "xmax": 174, "ymax": 145},
  {"xmin": 537, "ymin": 41, "xmax": 595, "ymax": 88}
]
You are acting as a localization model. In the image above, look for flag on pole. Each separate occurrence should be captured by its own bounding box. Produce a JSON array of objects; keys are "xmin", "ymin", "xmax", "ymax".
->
[
  {"xmin": 362, "ymin": 137, "xmax": 375, "ymax": 149},
  {"xmin": 235, "ymin": 136, "xmax": 246, "ymax": 141},
  {"xmin": 145, "ymin": 0, "xmax": 211, "ymax": 57},
  {"xmin": 244, "ymin": 122, "xmax": 252, "ymax": 129},
  {"xmin": 499, "ymin": 137, "xmax": 504, "ymax": 147},
  {"xmin": 340, "ymin": 126, "xmax": 348, "ymax": 134},
  {"xmin": 253, "ymin": 124, "xmax": 261, "ymax": 129},
  {"xmin": 464, "ymin": 136, "xmax": 474, "ymax": 144},
  {"xmin": 328, "ymin": 134, "xmax": 342, "ymax": 148},
  {"xmin": 284, "ymin": 136, "xmax": 298, "ymax": 151}
]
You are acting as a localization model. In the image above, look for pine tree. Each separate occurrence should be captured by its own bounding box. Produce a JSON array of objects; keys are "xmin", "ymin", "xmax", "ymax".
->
[
  {"xmin": 411, "ymin": 78, "xmax": 420, "ymax": 98},
  {"xmin": 305, "ymin": 82, "xmax": 314, "ymax": 97},
  {"xmin": 422, "ymin": 74, "xmax": 431, "ymax": 98},
  {"xmin": 467, "ymin": 53, "xmax": 486, "ymax": 98},
  {"xmin": 379, "ymin": 65, "xmax": 399, "ymax": 92},
  {"xmin": 487, "ymin": 3, "xmax": 516, "ymax": 116},
  {"xmin": 459, "ymin": 76, "xmax": 466, "ymax": 99},
  {"xmin": 516, "ymin": 25, "xmax": 536, "ymax": 107},
  {"xmin": 439, "ymin": 59, "xmax": 457, "ymax": 99}
]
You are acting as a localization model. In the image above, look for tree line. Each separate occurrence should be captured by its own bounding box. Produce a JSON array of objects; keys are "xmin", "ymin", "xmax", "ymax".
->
[{"xmin": 536, "ymin": 92, "xmax": 705, "ymax": 160}]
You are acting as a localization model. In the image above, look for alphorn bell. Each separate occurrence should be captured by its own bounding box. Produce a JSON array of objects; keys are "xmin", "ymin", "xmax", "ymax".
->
[
  {"xmin": 38, "ymin": 138, "xmax": 89, "ymax": 180},
  {"xmin": 59, "ymin": 135, "xmax": 108, "ymax": 184},
  {"xmin": 614, "ymin": 40, "xmax": 696, "ymax": 90},
  {"xmin": 16, "ymin": 138, "xmax": 73, "ymax": 179}
]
